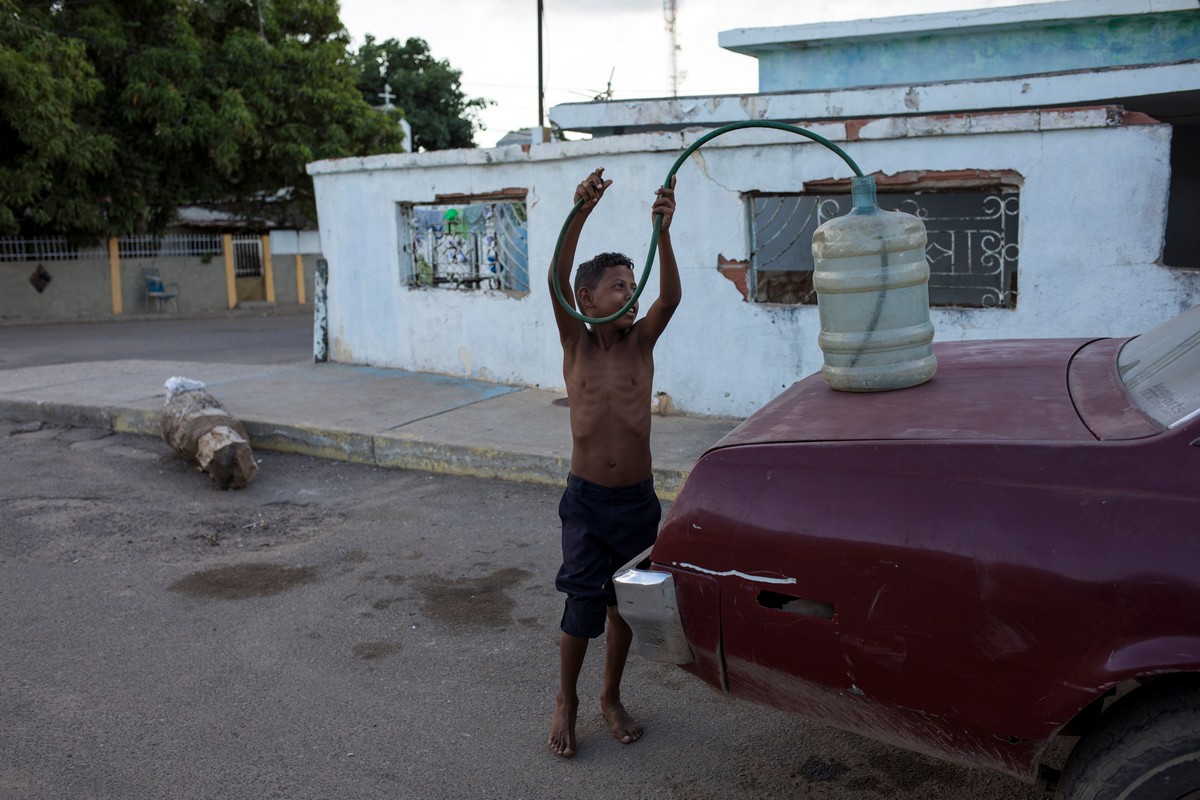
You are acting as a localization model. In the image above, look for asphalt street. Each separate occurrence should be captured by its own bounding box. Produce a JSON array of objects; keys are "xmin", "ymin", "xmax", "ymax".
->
[
  {"xmin": 0, "ymin": 422, "xmax": 1051, "ymax": 800},
  {"xmin": 0, "ymin": 312, "xmax": 314, "ymax": 371},
  {"xmin": 0, "ymin": 317, "xmax": 1052, "ymax": 799}
]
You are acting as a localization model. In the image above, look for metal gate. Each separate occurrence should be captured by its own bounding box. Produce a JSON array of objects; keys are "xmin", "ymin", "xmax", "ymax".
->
[{"xmin": 232, "ymin": 235, "xmax": 263, "ymax": 277}]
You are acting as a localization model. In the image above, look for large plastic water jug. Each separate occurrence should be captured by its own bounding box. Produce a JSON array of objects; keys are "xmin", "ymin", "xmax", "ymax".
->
[{"xmin": 811, "ymin": 175, "xmax": 937, "ymax": 392}]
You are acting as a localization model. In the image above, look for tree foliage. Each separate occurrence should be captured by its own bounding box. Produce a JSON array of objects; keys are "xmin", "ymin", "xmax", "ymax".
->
[
  {"xmin": 354, "ymin": 35, "xmax": 490, "ymax": 152},
  {"xmin": 0, "ymin": 2, "xmax": 116, "ymax": 237},
  {"xmin": 0, "ymin": 0, "xmax": 441, "ymax": 238}
]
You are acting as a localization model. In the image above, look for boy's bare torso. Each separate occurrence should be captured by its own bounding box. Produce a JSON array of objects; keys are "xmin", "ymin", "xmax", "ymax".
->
[{"xmin": 562, "ymin": 326, "xmax": 654, "ymax": 487}]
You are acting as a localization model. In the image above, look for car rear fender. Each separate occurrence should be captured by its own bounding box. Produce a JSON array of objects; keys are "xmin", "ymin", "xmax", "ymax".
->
[
  {"xmin": 1101, "ymin": 636, "xmax": 1200, "ymax": 679},
  {"xmin": 1037, "ymin": 638, "xmax": 1200, "ymax": 744}
]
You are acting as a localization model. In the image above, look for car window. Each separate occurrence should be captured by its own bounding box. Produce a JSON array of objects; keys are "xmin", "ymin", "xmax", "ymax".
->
[{"xmin": 1117, "ymin": 304, "xmax": 1200, "ymax": 428}]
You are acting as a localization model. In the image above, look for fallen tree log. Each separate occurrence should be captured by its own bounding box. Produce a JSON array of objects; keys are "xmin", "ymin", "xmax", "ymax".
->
[{"xmin": 161, "ymin": 377, "xmax": 258, "ymax": 489}]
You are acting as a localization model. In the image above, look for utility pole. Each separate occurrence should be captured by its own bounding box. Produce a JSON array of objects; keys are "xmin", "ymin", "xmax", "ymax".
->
[
  {"xmin": 664, "ymin": 0, "xmax": 679, "ymax": 97},
  {"xmin": 537, "ymin": 0, "xmax": 545, "ymax": 128},
  {"xmin": 256, "ymin": 0, "xmax": 266, "ymax": 40}
]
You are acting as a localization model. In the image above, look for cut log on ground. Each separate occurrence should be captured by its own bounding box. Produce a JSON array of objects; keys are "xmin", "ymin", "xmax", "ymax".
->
[{"xmin": 161, "ymin": 377, "xmax": 257, "ymax": 489}]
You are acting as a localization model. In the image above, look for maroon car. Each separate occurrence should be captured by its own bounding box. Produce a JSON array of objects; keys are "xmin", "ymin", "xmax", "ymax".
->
[{"xmin": 615, "ymin": 306, "xmax": 1200, "ymax": 799}]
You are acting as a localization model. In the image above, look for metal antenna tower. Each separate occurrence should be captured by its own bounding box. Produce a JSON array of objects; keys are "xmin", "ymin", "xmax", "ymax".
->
[
  {"xmin": 664, "ymin": 0, "xmax": 679, "ymax": 97},
  {"xmin": 537, "ymin": 0, "xmax": 545, "ymax": 127}
]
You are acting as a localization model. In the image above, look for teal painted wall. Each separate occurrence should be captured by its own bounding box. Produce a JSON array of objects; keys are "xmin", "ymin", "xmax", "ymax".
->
[{"xmin": 757, "ymin": 12, "xmax": 1199, "ymax": 92}]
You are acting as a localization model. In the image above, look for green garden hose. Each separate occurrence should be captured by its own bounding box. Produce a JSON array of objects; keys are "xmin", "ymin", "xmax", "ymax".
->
[{"xmin": 549, "ymin": 120, "xmax": 865, "ymax": 324}]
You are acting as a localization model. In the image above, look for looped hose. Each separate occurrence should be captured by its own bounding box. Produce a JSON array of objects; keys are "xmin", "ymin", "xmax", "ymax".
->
[{"xmin": 549, "ymin": 120, "xmax": 865, "ymax": 324}]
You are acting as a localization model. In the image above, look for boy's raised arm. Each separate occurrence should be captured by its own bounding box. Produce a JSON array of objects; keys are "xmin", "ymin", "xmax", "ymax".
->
[
  {"xmin": 550, "ymin": 168, "xmax": 612, "ymax": 343},
  {"xmin": 638, "ymin": 176, "xmax": 680, "ymax": 346}
]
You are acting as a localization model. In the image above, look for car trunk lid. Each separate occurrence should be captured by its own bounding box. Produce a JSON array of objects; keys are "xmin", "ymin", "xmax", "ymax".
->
[{"xmin": 714, "ymin": 338, "xmax": 1099, "ymax": 448}]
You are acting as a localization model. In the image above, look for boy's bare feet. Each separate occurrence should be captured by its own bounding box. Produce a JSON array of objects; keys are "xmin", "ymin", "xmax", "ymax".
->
[
  {"xmin": 601, "ymin": 698, "xmax": 643, "ymax": 744},
  {"xmin": 548, "ymin": 693, "xmax": 578, "ymax": 758}
]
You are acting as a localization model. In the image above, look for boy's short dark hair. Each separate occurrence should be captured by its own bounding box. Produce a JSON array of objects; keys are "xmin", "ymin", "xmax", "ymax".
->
[{"xmin": 575, "ymin": 252, "xmax": 635, "ymax": 292}]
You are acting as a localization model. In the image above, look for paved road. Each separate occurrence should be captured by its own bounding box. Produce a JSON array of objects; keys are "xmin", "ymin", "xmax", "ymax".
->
[
  {"xmin": 0, "ymin": 318, "xmax": 1052, "ymax": 799},
  {"xmin": 0, "ymin": 313, "xmax": 314, "ymax": 370},
  {"xmin": 0, "ymin": 421, "xmax": 1050, "ymax": 800}
]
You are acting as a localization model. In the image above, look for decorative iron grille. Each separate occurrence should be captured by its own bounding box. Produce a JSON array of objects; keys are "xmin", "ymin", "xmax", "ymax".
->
[
  {"xmin": 749, "ymin": 188, "xmax": 1020, "ymax": 309},
  {"xmin": 402, "ymin": 201, "xmax": 529, "ymax": 293}
]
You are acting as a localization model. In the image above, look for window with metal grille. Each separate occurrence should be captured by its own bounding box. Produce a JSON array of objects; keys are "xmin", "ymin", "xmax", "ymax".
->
[
  {"xmin": 398, "ymin": 198, "xmax": 529, "ymax": 294},
  {"xmin": 747, "ymin": 179, "xmax": 1020, "ymax": 309}
]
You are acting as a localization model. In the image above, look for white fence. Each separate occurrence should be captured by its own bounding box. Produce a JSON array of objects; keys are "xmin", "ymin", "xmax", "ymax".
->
[
  {"xmin": 0, "ymin": 238, "xmax": 105, "ymax": 261},
  {"xmin": 0, "ymin": 234, "xmax": 225, "ymax": 262},
  {"xmin": 119, "ymin": 234, "xmax": 223, "ymax": 259}
]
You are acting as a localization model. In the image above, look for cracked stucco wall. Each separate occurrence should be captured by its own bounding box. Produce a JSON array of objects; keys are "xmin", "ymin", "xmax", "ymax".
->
[{"xmin": 309, "ymin": 109, "xmax": 1199, "ymax": 418}]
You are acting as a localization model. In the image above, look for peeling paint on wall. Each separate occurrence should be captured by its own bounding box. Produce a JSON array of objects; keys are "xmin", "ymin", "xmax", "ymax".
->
[{"xmin": 717, "ymin": 255, "xmax": 749, "ymax": 301}]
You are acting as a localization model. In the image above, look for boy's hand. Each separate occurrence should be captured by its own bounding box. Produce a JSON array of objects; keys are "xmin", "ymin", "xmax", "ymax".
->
[
  {"xmin": 574, "ymin": 168, "xmax": 612, "ymax": 213},
  {"xmin": 652, "ymin": 176, "xmax": 677, "ymax": 232}
]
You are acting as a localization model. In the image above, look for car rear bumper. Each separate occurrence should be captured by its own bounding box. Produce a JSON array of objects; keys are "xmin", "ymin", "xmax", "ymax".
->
[{"xmin": 613, "ymin": 548, "xmax": 695, "ymax": 665}]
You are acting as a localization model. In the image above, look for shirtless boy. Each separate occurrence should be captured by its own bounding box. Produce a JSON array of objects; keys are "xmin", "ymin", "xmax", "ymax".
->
[{"xmin": 547, "ymin": 167, "xmax": 679, "ymax": 758}]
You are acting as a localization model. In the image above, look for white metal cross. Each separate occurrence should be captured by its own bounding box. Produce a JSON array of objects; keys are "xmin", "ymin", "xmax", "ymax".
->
[{"xmin": 379, "ymin": 83, "xmax": 395, "ymax": 110}]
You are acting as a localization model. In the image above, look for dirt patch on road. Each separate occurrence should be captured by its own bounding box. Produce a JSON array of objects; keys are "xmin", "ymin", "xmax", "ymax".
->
[
  {"xmin": 0, "ymin": 496, "xmax": 332, "ymax": 565},
  {"xmin": 415, "ymin": 567, "xmax": 532, "ymax": 629},
  {"xmin": 169, "ymin": 563, "xmax": 318, "ymax": 599}
]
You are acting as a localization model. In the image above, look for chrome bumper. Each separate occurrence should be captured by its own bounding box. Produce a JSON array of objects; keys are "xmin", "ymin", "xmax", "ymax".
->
[{"xmin": 613, "ymin": 548, "xmax": 695, "ymax": 665}]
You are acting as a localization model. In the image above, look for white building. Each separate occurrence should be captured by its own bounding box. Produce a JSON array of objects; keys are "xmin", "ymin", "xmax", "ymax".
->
[{"xmin": 308, "ymin": 0, "xmax": 1200, "ymax": 418}]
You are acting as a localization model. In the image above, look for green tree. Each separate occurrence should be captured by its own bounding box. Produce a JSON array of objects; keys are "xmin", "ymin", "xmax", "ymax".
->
[
  {"xmin": 354, "ymin": 35, "xmax": 490, "ymax": 151},
  {"xmin": 0, "ymin": 1, "xmax": 116, "ymax": 237},
  {"xmin": 0, "ymin": 0, "xmax": 405, "ymax": 238},
  {"xmin": 62, "ymin": 0, "xmax": 233, "ymax": 234},
  {"xmin": 183, "ymin": 0, "xmax": 406, "ymax": 228}
]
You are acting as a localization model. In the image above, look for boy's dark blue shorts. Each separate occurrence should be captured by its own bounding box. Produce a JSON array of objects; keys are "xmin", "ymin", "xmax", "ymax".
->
[{"xmin": 555, "ymin": 473, "xmax": 661, "ymax": 639}]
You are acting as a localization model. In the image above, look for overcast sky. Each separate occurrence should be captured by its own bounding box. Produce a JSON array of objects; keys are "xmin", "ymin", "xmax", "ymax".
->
[{"xmin": 338, "ymin": 0, "xmax": 1059, "ymax": 148}]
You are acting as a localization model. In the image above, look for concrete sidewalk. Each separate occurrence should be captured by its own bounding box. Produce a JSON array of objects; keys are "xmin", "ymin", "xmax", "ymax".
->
[{"xmin": 0, "ymin": 360, "xmax": 742, "ymax": 500}]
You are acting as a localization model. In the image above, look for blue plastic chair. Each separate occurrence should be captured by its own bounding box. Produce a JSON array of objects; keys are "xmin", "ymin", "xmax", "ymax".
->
[{"xmin": 143, "ymin": 268, "xmax": 180, "ymax": 312}]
